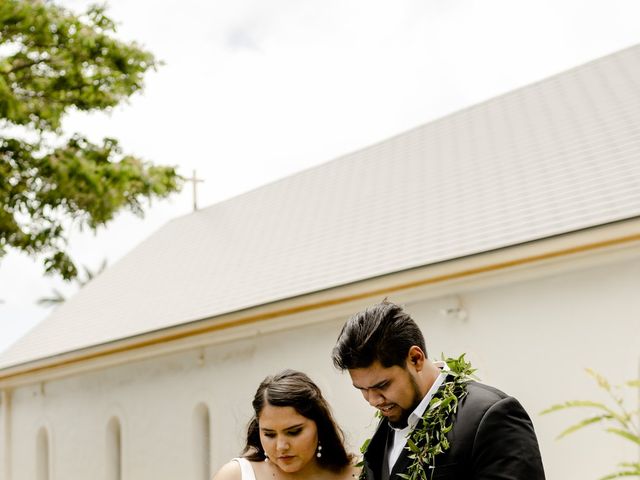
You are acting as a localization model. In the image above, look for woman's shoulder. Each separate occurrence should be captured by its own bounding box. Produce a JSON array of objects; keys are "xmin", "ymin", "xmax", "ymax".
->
[
  {"xmin": 211, "ymin": 459, "xmax": 243, "ymax": 480},
  {"xmin": 347, "ymin": 463, "xmax": 362, "ymax": 479}
]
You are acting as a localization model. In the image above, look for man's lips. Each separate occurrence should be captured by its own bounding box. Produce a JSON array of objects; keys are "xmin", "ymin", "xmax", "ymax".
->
[{"xmin": 378, "ymin": 404, "xmax": 396, "ymax": 414}]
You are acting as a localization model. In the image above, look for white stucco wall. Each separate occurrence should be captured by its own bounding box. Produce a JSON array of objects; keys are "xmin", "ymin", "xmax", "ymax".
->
[{"xmin": 2, "ymin": 247, "xmax": 639, "ymax": 480}]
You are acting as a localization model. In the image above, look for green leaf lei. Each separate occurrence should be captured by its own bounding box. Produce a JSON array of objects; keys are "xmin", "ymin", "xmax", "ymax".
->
[{"xmin": 359, "ymin": 354, "xmax": 476, "ymax": 480}]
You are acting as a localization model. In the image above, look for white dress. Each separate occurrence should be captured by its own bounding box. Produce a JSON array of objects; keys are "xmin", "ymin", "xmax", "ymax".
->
[{"xmin": 233, "ymin": 457, "xmax": 257, "ymax": 480}]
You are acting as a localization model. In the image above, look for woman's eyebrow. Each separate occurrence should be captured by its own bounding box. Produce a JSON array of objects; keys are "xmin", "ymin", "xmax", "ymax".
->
[
  {"xmin": 284, "ymin": 424, "xmax": 304, "ymax": 431},
  {"xmin": 260, "ymin": 422, "xmax": 305, "ymax": 432}
]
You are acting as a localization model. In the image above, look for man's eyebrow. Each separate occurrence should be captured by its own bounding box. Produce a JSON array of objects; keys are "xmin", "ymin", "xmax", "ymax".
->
[{"xmin": 353, "ymin": 380, "xmax": 388, "ymax": 390}]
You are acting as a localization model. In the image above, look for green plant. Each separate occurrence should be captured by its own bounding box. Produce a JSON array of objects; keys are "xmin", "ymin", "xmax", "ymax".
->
[{"xmin": 541, "ymin": 369, "xmax": 640, "ymax": 479}]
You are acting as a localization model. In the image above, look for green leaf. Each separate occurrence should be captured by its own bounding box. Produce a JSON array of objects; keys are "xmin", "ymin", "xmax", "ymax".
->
[
  {"xmin": 605, "ymin": 428, "xmax": 640, "ymax": 446},
  {"xmin": 599, "ymin": 470, "xmax": 640, "ymax": 480},
  {"xmin": 541, "ymin": 400, "xmax": 612, "ymax": 414},
  {"xmin": 406, "ymin": 438, "xmax": 420, "ymax": 453},
  {"xmin": 359, "ymin": 437, "xmax": 371, "ymax": 454},
  {"xmin": 556, "ymin": 415, "xmax": 610, "ymax": 439},
  {"xmin": 586, "ymin": 368, "xmax": 611, "ymax": 392}
]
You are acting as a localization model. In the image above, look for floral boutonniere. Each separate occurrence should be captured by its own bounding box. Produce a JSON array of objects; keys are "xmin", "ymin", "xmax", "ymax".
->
[{"xmin": 358, "ymin": 354, "xmax": 476, "ymax": 480}]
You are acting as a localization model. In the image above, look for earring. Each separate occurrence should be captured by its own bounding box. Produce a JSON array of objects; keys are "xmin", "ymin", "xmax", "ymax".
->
[
  {"xmin": 264, "ymin": 455, "xmax": 269, "ymax": 463},
  {"xmin": 316, "ymin": 442, "xmax": 322, "ymax": 458}
]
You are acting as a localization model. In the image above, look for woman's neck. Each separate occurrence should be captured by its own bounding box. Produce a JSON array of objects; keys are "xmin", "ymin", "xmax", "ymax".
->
[{"xmin": 257, "ymin": 458, "xmax": 328, "ymax": 480}]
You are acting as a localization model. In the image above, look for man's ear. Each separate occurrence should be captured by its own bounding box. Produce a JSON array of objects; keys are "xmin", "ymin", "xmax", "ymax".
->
[{"xmin": 407, "ymin": 345, "xmax": 426, "ymax": 370}]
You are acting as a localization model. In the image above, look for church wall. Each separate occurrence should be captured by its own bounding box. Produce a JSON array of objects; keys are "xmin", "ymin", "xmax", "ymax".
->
[
  {"xmin": 3, "ymin": 249, "xmax": 640, "ymax": 480},
  {"xmin": 4, "ymin": 316, "xmax": 372, "ymax": 480},
  {"xmin": 405, "ymin": 254, "xmax": 640, "ymax": 480}
]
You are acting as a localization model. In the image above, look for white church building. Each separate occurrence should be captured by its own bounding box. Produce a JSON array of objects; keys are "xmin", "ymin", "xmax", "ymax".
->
[{"xmin": 1, "ymin": 44, "xmax": 640, "ymax": 480}]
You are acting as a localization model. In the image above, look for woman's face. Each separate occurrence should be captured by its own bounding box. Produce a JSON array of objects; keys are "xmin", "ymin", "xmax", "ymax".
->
[{"xmin": 258, "ymin": 402, "xmax": 319, "ymax": 474}]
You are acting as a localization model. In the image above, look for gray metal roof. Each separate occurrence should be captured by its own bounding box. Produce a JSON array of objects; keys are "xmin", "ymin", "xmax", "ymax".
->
[{"xmin": 2, "ymin": 44, "xmax": 640, "ymax": 369}]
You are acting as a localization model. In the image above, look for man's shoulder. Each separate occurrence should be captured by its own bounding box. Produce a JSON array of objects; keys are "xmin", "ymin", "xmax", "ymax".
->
[
  {"xmin": 455, "ymin": 381, "xmax": 513, "ymax": 416},
  {"xmin": 439, "ymin": 382, "xmax": 517, "ymax": 449},
  {"xmin": 466, "ymin": 381, "xmax": 509, "ymax": 401},
  {"xmin": 454, "ymin": 381, "xmax": 535, "ymax": 431}
]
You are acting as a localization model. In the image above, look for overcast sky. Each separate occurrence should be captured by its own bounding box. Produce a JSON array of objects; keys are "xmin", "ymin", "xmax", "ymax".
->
[{"xmin": 2, "ymin": 0, "xmax": 640, "ymax": 353}]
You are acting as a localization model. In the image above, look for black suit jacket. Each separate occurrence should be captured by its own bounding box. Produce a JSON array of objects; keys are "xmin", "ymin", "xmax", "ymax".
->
[{"xmin": 362, "ymin": 381, "xmax": 545, "ymax": 480}]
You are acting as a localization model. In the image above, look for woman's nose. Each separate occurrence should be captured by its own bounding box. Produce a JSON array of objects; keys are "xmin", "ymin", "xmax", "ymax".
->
[{"xmin": 277, "ymin": 436, "xmax": 289, "ymax": 451}]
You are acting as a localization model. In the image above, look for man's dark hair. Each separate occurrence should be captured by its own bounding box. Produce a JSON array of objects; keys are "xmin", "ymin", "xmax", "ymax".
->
[{"xmin": 332, "ymin": 300, "xmax": 426, "ymax": 370}]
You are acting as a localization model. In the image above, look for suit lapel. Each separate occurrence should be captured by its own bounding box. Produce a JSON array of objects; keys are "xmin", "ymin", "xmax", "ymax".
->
[
  {"xmin": 369, "ymin": 421, "xmax": 417, "ymax": 480},
  {"xmin": 389, "ymin": 439, "xmax": 413, "ymax": 480},
  {"xmin": 364, "ymin": 420, "xmax": 389, "ymax": 480}
]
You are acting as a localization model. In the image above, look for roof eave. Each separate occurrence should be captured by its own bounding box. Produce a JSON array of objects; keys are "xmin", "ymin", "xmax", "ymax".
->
[{"xmin": 1, "ymin": 217, "xmax": 639, "ymax": 388}]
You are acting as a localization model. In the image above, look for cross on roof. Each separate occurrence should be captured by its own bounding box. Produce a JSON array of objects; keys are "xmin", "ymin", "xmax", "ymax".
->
[{"xmin": 188, "ymin": 170, "xmax": 204, "ymax": 211}]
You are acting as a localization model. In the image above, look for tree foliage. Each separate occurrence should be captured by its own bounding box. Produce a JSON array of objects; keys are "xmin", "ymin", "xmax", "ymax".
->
[
  {"xmin": 0, "ymin": 0, "xmax": 182, "ymax": 280},
  {"xmin": 37, "ymin": 257, "xmax": 107, "ymax": 307}
]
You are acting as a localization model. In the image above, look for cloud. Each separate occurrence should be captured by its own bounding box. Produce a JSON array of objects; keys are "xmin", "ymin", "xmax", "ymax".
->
[{"xmin": 225, "ymin": 27, "xmax": 262, "ymax": 53}]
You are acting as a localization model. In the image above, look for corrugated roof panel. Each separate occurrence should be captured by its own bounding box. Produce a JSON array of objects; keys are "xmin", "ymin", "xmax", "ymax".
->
[{"xmin": 2, "ymin": 44, "xmax": 640, "ymax": 369}]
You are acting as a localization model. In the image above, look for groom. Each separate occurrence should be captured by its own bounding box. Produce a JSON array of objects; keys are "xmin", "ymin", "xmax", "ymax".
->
[{"xmin": 332, "ymin": 300, "xmax": 545, "ymax": 479}]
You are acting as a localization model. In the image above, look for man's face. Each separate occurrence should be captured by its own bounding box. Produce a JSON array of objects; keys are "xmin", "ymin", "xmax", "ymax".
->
[{"xmin": 348, "ymin": 360, "xmax": 423, "ymax": 427}]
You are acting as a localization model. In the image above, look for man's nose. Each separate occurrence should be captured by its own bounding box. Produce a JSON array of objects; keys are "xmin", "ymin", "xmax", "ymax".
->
[{"xmin": 365, "ymin": 389, "xmax": 384, "ymax": 407}]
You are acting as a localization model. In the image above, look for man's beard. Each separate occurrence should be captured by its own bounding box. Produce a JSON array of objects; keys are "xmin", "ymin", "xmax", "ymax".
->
[{"xmin": 388, "ymin": 373, "xmax": 423, "ymax": 429}]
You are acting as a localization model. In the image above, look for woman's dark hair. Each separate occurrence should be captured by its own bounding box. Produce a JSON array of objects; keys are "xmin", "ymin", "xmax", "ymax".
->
[
  {"xmin": 242, "ymin": 370, "xmax": 351, "ymax": 471},
  {"xmin": 332, "ymin": 300, "xmax": 426, "ymax": 370}
]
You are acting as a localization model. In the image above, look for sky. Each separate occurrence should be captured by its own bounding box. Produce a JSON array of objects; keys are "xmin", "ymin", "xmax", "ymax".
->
[{"xmin": 2, "ymin": 0, "xmax": 640, "ymax": 353}]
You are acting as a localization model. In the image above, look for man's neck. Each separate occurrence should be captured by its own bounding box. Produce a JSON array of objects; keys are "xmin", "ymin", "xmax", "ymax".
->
[
  {"xmin": 390, "ymin": 362, "xmax": 446, "ymax": 430},
  {"xmin": 418, "ymin": 359, "xmax": 444, "ymax": 397}
]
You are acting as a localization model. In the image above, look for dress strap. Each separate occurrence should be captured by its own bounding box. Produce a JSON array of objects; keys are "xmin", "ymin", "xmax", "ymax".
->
[{"xmin": 232, "ymin": 457, "xmax": 258, "ymax": 480}]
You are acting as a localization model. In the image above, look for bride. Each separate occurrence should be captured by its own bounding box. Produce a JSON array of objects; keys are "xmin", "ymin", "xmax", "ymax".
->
[{"xmin": 213, "ymin": 370, "xmax": 360, "ymax": 480}]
